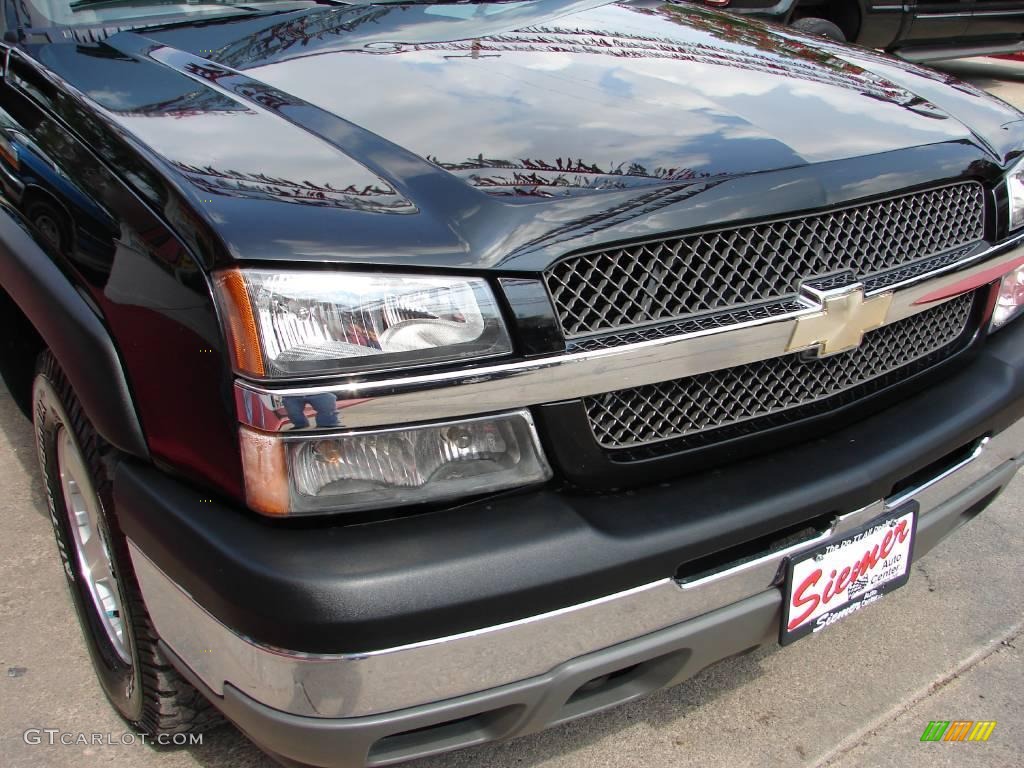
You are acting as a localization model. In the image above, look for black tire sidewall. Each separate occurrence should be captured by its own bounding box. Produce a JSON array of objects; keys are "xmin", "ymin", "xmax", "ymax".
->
[
  {"xmin": 792, "ymin": 18, "xmax": 846, "ymax": 43},
  {"xmin": 33, "ymin": 370, "xmax": 144, "ymax": 724}
]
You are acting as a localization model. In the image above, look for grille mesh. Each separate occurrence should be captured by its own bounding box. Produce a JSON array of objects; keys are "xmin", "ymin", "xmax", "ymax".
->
[
  {"xmin": 546, "ymin": 183, "xmax": 985, "ymax": 337},
  {"xmin": 585, "ymin": 293, "xmax": 975, "ymax": 450}
]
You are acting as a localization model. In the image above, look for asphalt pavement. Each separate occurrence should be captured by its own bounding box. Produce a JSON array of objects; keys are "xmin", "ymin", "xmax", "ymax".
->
[{"xmin": 2, "ymin": 57, "xmax": 1024, "ymax": 768}]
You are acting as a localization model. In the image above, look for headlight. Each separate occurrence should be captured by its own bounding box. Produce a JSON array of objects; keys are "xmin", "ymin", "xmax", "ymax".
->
[
  {"xmin": 214, "ymin": 269, "xmax": 512, "ymax": 378},
  {"xmin": 991, "ymin": 263, "xmax": 1024, "ymax": 331},
  {"xmin": 1008, "ymin": 155, "xmax": 1024, "ymax": 232},
  {"xmin": 239, "ymin": 410, "xmax": 552, "ymax": 516}
]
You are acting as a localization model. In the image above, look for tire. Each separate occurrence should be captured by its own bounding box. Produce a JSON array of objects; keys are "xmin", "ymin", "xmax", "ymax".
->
[
  {"xmin": 24, "ymin": 198, "xmax": 72, "ymax": 254},
  {"xmin": 791, "ymin": 17, "xmax": 846, "ymax": 43},
  {"xmin": 32, "ymin": 351, "xmax": 221, "ymax": 736}
]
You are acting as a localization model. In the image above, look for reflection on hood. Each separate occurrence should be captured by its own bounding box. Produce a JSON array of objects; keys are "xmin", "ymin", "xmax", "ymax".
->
[{"xmin": 24, "ymin": 0, "xmax": 1009, "ymax": 271}]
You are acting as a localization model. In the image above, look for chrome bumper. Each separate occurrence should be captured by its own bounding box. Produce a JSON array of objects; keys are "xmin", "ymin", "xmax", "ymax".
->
[{"xmin": 128, "ymin": 415, "xmax": 1024, "ymax": 721}]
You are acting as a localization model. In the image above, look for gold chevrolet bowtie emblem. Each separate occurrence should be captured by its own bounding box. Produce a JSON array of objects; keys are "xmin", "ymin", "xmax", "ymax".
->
[{"xmin": 787, "ymin": 283, "xmax": 894, "ymax": 357}]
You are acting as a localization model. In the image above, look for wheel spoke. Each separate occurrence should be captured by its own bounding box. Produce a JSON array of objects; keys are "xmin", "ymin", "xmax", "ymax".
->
[
  {"xmin": 93, "ymin": 578, "xmax": 122, "ymax": 619},
  {"xmin": 81, "ymin": 533, "xmax": 111, "ymax": 581},
  {"xmin": 55, "ymin": 426, "xmax": 132, "ymax": 663}
]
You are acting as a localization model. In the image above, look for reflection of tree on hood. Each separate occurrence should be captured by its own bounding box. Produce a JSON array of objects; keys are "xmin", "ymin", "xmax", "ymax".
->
[
  {"xmin": 211, "ymin": 5, "xmax": 392, "ymax": 69},
  {"xmin": 170, "ymin": 161, "xmax": 413, "ymax": 213},
  {"xmin": 613, "ymin": 5, "xmax": 930, "ymax": 108},
  {"xmin": 400, "ymin": 23, "xmax": 924, "ymax": 110},
  {"xmin": 427, "ymin": 152, "xmax": 718, "ymax": 197},
  {"xmin": 103, "ymin": 87, "xmax": 244, "ymax": 118},
  {"xmin": 190, "ymin": 0, "xmax": 924, "ymax": 113},
  {"xmin": 505, "ymin": 178, "xmax": 721, "ymax": 255}
]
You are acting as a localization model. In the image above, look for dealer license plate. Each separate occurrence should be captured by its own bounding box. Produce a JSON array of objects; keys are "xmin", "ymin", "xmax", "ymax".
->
[{"xmin": 780, "ymin": 504, "xmax": 918, "ymax": 646}]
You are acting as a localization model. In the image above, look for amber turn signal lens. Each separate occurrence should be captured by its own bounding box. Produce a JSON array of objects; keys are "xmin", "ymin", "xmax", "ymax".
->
[
  {"xmin": 213, "ymin": 269, "xmax": 265, "ymax": 377},
  {"xmin": 239, "ymin": 426, "xmax": 289, "ymax": 516}
]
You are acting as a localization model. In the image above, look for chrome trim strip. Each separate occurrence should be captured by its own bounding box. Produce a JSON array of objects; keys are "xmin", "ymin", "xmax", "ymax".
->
[
  {"xmin": 898, "ymin": 42, "xmax": 1024, "ymax": 63},
  {"xmin": 971, "ymin": 8, "xmax": 1024, "ymax": 16},
  {"xmin": 886, "ymin": 436, "xmax": 989, "ymax": 510},
  {"xmin": 236, "ymin": 235, "xmax": 1024, "ymax": 433},
  {"xmin": 129, "ymin": 417, "xmax": 1024, "ymax": 719}
]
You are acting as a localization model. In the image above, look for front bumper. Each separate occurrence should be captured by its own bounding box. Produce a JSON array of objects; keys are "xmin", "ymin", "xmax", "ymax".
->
[
  {"xmin": 134, "ymin": 419, "xmax": 1022, "ymax": 767},
  {"xmin": 118, "ymin": 319, "xmax": 1024, "ymax": 767}
]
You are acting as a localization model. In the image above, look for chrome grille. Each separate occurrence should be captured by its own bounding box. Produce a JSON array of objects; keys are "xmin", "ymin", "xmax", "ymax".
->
[
  {"xmin": 585, "ymin": 293, "xmax": 975, "ymax": 450},
  {"xmin": 546, "ymin": 183, "xmax": 985, "ymax": 337}
]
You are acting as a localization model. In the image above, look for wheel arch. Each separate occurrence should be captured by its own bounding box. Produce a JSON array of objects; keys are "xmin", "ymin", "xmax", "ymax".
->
[
  {"xmin": 0, "ymin": 202, "xmax": 149, "ymax": 459},
  {"xmin": 0, "ymin": 280, "xmax": 44, "ymax": 417}
]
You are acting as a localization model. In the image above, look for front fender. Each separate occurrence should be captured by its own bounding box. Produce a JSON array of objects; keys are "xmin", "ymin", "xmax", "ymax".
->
[{"xmin": 0, "ymin": 203, "xmax": 149, "ymax": 458}]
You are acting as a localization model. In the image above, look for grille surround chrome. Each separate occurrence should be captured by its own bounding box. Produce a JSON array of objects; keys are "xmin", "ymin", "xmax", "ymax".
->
[
  {"xmin": 545, "ymin": 182, "xmax": 986, "ymax": 338},
  {"xmin": 233, "ymin": 234, "xmax": 1024, "ymax": 437},
  {"xmin": 585, "ymin": 291, "xmax": 977, "ymax": 451}
]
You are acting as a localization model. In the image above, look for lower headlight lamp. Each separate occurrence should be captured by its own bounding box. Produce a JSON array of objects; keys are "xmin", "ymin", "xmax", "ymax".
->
[
  {"xmin": 240, "ymin": 410, "xmax": 552, "ymax": 516},
  {"xmin": 991, "ymin": 263, "xmax": 1024, "ymax": 331}
]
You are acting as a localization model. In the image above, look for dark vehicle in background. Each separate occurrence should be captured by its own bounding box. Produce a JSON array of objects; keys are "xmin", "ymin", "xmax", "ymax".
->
[
  {"xmin": 694, "ymin": 0, "xmax": 1024, "ymax": 60},
  {"xmin": 0, "ymin": 111, "xmax": 119, "ymax": 272},
  {"xmin": 2, "ymin": 1, "xmax": 1024, "ymax": 767}
]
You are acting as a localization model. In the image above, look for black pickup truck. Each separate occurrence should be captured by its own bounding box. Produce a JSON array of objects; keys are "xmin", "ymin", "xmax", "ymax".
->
[
  {"xmin": 697, "ymin": 0, "xmax": 1024, "ymax": 61},
  {"xmin": 1, "ymin": 1, "xmax": 1023, "ymax": 766}
]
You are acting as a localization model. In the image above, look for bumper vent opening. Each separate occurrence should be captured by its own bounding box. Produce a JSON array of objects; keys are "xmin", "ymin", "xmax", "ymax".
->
[
  {"xmin": 368, "ymin": 706, "xmax": 524, "ymax": 764},
  {"xmin": 566, "ymin": 663, "xmax": 642, "ymax": 705},
  {"xmin": 560, "ymin": 649, "xmax": 690, "ymax": 722},
  {"xmin": 889, "ymin": 438, "xmax": 984, "ymax": 500},
  {"xmin": 951, "ymin": 489, "xmax": 1001, "ymax": 532},
  {"xmin": 676, "ymin": 511, "xmax": 835, "ymax": 584}
]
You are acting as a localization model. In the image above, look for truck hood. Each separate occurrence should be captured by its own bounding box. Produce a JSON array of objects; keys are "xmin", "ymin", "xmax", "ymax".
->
[
  {"xmin": 137, "ymin": 0, "xmax": 984, "ymax": 188},
  {"xmin": 29, "ymin": 0, "xmax": 1024, "ymax": 269}
]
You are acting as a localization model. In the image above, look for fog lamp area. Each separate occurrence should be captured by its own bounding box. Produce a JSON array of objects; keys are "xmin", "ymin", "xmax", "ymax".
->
[
  {"xmin": 991, "ymin": 264, "xmax": 1024, "ymax": 331},
  {"xmin": 240, "ymin": 410, "xmax": 552, "ymax": 517}
]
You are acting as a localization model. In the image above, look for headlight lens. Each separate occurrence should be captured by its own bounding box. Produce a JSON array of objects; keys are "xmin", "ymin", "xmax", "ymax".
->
[
  {"xmin": 240, "ymin": 410, "xmax": 552, "ymax": 516},
  {"xmin": 215, "ymin": 269, "xmax": 512, "ymax": 378},
  {"xmin": 1008, "ymin": 155, "xmax": 1024, "ymax": 232},
  {"xmin": 991, "ymin": 264, "xmax": 1024, "ymax": 331}
]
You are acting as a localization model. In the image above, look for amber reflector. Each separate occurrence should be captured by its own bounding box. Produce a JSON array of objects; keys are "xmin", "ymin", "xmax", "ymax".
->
[
  {"xmin": 239, "ymin": 427, "xmax": 289, "ymax": 516},
  {"xmin": 213, "ymin": 269, "xmax": 265, "ymax": 377}
]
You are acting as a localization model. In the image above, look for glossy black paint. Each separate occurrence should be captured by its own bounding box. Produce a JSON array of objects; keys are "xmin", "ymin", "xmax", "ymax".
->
[
  {"xmin": 0, "ymin": 48, "xmax": 244, "ymax": 495},
  {"xmin": 0, "ymin": 0, "xmax": 1021, "ymax": 504},
  {"xmin": 969, "ymin": 1, "xmax": 1024, "ymax": 39},
  {"xmin": 497, "ymin": 277, "xmax": 564, "ymax": 356},
  {"xmin": 0, "ymin": 205, "xmax": 148, "ymax": 457},
  {"xmin": 115, "ymin": 2, "xmax": 1024, "ymax": 273}
]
